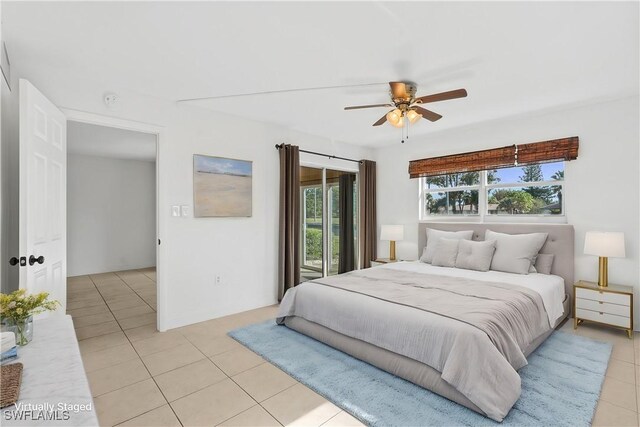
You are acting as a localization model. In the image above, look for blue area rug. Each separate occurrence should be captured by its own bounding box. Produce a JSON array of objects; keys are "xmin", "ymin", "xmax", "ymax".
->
[{"xmin": 229, "ymin": 321, "xmax": 612, "ymax": 427}]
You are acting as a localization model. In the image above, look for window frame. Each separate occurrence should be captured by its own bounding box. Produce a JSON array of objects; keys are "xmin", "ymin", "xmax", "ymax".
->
[
  {"xmin": 419, "ymin": 166, "xmax": 566, "ymax": 223},
  {"xmin": 300, "ymin": 183, "xmax": 324, "ymax": 273},
  {"xmin": 421, "ymin": 180, "xmax": 481, "ymax": 218}
]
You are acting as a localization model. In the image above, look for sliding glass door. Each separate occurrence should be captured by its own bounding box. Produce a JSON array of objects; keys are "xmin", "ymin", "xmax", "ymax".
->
[
  {"xmin": 326, "ymin": 169, "xmax": 357, "ymax": 275},
  {"xmin": 300, "ymin": 166, "xmax": 357, "ymax": 283},
  {"xmin": 300, "ymin": 167, "xmax": 324, "ymax": 282}
]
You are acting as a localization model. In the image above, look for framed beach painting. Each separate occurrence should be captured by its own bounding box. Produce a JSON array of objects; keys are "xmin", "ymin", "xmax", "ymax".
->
[{"xmin": 193, "ymin": 154, "xmax": 252, "ymax": 217}]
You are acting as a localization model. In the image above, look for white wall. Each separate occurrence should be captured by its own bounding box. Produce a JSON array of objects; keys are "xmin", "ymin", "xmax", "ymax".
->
[
  {"xmin": 3, "ymin": 64, "xmax": 372, "ymax": 329},
  {"xmin": 0, "ymin": 0, "xmax": 3, "ymax": 292},
  {"xmin": 374, "ymin": 96, "xmax": 640, "ymax": 327},
  {"xmin": 0, "ymin": 25, "xmax": 19, "ymax": 294},
  {"xmin": 67, "ymin": 154, "xmax": 156, "ymax": 276}
]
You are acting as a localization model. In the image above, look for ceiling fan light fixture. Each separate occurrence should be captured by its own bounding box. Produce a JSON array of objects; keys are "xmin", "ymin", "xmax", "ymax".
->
[
  {"xmin": 407, "ymin": 109, "xmax": 422, "ymax": 124},
  {"xmin": 343, "ymin": 82, "xmax": 467, "ymax": 134},
  {"xmin": 386, "ymin": 108, "xmax": 404, "ymax": 128}
]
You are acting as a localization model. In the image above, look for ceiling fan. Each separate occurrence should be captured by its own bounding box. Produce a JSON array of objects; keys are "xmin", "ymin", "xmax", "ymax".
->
[{"xmin": 344, "ymin": 81, "xmax": 467, "ymax": 128}]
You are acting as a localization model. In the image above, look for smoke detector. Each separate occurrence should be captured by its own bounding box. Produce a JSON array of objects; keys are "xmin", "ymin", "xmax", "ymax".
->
[{"xmin": 104, "ymin": 93, "xmax": 120, "ymax": 108}]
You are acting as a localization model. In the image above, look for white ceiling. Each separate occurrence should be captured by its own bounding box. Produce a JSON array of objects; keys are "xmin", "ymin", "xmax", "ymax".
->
[
  {"xmin": 68, "ymin": 121, "xmax": 156, "ymax": 161},
  {"xmin": 5, "ymin": 2, "xmax": 639, "ymax": 147}
]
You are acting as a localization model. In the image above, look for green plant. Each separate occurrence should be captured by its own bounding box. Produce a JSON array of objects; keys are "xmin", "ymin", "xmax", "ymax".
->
[
  {"xmin": 496, "ymin": 190, "xmax": 535, "ymax": 214},
  {"xmin": 305, "ymin": 228, "xmax": 323, "ymax": 260},
  {"xmin": 520, "ymin": 165, "xmax": 554, "ymax": 203},
  {"xmin": 0, "ymin": 289, "xmax": 59, "ymax": 321},
  {"xmin": 1, "ymin": 289, "xmax": 59, "ymax": 345}
]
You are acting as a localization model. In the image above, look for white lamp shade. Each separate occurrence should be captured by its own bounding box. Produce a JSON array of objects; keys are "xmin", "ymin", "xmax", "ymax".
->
[
  {"xmin": 380, "ymin": 225, "xmax": 404, "ymax": 241},
  {"xmin": 386, "ymin": 109, "xmax": 404, "ymax": 128},
  {"xmin": 584, "ymin": 231, "xmax": 626, "ymax": 258}
]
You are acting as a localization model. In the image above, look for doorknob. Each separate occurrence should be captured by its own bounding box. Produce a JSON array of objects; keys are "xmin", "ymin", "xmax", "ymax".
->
[
  {"xmin": 9, "ymin": 257, "xmax": 26, "ymax": 267},
  {"xmin": 29, "ymin": 255, "xmax": 45, "ymax": 266}
]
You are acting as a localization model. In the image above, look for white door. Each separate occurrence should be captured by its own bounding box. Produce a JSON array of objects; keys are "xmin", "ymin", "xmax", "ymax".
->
[{"xmin": 19, "ymin": 79, "xmax": 67, "ymax": 314}]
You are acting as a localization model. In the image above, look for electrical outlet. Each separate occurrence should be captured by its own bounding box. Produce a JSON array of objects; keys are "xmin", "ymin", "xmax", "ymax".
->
[{"xmin": 215, "ymin": 275, "xmax": 222, "ymax": 285}]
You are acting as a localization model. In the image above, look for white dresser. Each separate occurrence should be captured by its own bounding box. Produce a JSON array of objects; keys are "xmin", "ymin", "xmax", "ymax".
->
[
  {"xmin": 574, "ymin": 281, "xmax": 633, "ymax": 338},
  {"xmin": 1, "ymin": 315, "xmax": 98, "ymax": 426}
]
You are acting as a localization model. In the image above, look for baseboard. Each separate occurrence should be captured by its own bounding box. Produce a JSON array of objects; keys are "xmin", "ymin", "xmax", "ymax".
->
[
  {"xmin": 164, "ymin": 299, "xmax": 278, "ymax": 331},
  {"xmin": 67, "ymin": 264, "xmax": 157, "ymax": 278}
]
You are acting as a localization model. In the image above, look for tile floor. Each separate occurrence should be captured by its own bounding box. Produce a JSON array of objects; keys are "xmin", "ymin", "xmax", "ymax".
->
[{"xmin": 68, "ymin": 270, "xmax": 640, "ymax": 426}]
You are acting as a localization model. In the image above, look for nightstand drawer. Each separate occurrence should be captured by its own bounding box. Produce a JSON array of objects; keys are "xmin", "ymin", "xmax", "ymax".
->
[
  {"xmin": 576, "ymin": 298, "xmax": 630, "ymax": 317},
  {"xmin": 575, "ymin": 288, "xmax": 631, "ymax": 306},
  {"xmin": 576, "ymin": 308, "xmax": 631, "ymax": 329}
]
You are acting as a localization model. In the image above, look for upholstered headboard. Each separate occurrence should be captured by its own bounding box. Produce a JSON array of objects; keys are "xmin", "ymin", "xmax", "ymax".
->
[{"xmin": 417, "ymin": 223, "xmax": 575, "ymax": 299}]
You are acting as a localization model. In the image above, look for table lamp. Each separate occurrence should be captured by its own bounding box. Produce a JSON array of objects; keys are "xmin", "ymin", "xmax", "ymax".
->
[
  {"xmin": 584, "ymin": 231, "xmax": 625, "ymax": 287},
  {"xmin": 380, "ymin": 225, "xmax": 404, "ymax": 261}
]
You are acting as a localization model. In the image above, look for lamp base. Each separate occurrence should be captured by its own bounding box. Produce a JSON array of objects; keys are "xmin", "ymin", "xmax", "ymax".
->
[
  {"xmin": 389, "ymin": 241, "xmax": 396, "ymax": 261},
  {"xmin": 598, "ymin": 256, "xmax": 609, "ymax": 287}
]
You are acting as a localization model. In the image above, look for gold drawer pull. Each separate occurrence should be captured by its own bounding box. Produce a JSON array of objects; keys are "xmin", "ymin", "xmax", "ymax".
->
[{"xmin": 599, "ymin": 312, "xmax": 604, "ymax": 315}]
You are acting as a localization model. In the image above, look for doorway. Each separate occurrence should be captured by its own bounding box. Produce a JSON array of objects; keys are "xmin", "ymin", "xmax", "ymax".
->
[
  {"xmin": 62, "ymin": 112, "xmax": 165, "ymax": 331},
  {"xmin": 10, "ymin": 81, "xmax": 167, "ymax": 330},
  {"xmin": 300, "ymin": 166, "xmax": 358, "ymax": 282}
]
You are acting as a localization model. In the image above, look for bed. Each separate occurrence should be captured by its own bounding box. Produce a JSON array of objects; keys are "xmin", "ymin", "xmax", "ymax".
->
[{"xmin": 277, "ymin": 223, "xmax": 574, "ymax": 422}]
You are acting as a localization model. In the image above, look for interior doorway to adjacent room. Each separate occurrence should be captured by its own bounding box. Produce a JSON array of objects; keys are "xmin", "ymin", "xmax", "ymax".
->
[{"xmin": 66, "ymin": 120, "xmax": 159, "ymax": 332}]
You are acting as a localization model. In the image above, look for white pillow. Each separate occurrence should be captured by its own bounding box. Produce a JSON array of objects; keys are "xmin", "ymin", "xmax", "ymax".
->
[
  {"xmin": 486, "ymin": 230, "xmax": 548, "ymax": 275},
  {"xmin": 529, "ymin": 253, "xmax": 555, "ymax": 275},
  {"xmin": 455, "ymin": 239, "xmax": 497, "ymax": 272},
  {"xmin": 420, "ymin": 229, "xmax": 474, "ymax": 264},
  {"xmin": 431, "ymin": 238, "xmax": 460, "ymax": 268}
]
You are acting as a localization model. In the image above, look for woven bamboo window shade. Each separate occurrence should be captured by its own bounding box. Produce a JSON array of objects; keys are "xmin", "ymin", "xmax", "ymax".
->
[{"xmin": 408, "ymin": 136, "xmax": 579, "ymax": 179}]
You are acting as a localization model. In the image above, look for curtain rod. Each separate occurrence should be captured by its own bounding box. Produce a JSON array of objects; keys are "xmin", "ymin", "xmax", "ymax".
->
[{"xmin": 275, "ymin": 144, "xmax": 363, "ymax": 164}]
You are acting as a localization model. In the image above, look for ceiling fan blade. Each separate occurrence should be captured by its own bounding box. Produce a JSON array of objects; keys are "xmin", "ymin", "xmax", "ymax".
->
[
  {"xmin": 373, "ymin": 113, "xmax": 389, "ymax": 126},
  {"xmin": 344, "ymin": 103, "xmax": 393, "ymax": 110},
  {"xmin": 389, "ymin": 82, "xmax": 410, "ymax": 99},
  {"xmin": 414, "ymin": 88, "xmax": 467, "ymax": 104},
  {"xmin": 412, "ymin": 106, "xmax": 443, "ymax": 122}
]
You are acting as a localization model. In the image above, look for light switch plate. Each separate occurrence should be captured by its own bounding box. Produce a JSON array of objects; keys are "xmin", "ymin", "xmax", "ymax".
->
[
  {"xmin": 181, "ymin": 205, "xmax": 190, "ymax": 217},
  {"xmin": 171, "ymin": 206, "xmax": 181, "ymax": 217}
]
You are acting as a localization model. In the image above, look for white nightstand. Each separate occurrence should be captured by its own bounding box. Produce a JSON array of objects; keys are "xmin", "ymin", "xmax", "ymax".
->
[
  {"xmin": 574, "ymin": 280, "xmax": 633, "ymax": 339},
  {"xmin": 370, "ymin": 258, "xmax": 400, "ymax": 267}
]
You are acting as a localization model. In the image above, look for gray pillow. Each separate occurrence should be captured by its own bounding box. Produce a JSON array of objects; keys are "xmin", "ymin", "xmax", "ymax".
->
[
  {"xmin": 455, "ymin": 239, "xmax": 497, "ymax": 272},
  {"xmin": 431, "ymin": 238, "xmax": 460, "ymax": 268},
  {"xmin": 486, "ymin": 230, "xmax": 548, "ymax": 275},
  {"xmin": 529, "ymin": 253, "xmax": 555, "ymax": 275},
  {"xmin": 420, "ymin": 229, "xmax": 474, "ymax": 263}
]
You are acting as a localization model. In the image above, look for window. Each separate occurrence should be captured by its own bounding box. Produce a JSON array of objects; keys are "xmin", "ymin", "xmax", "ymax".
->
[
  {"xmin": 420, "ymin": 161, "xmax": 565, "ymax": 220},
  {"xmin": 423, "ymin": 172, "xmax": 480, "ymax": 216}
]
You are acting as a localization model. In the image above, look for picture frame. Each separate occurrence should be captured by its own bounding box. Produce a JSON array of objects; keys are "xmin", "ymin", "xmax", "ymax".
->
[{"xmin": 193, "ymin": 154, "xmax": 252, "ymax": 217}]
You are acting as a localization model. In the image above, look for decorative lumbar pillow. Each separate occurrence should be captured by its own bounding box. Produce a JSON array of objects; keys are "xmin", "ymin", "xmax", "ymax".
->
[
  {"xmin": 421, "ymin": 229, "xmax": 474, "ymax": 264},
  {"xmin": 455, "ymin": 239, "xmax": 497, "ymax": 272},
  {"xmin": 530, "ymin": 253, "xmax": 555, "ymax": 275},
  {"xmin": 485, "ymin": 230, "xmax": 548, "ymax": 275},
  {"xmin": 431, "ymin": 238, "xmax": 460, "ymax": 268}
]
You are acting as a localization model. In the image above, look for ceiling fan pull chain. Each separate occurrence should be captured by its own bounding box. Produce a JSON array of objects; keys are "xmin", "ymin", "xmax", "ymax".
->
[{"xmin": 406, "ymin": 114, "xmax": 410, "ymax": 140}]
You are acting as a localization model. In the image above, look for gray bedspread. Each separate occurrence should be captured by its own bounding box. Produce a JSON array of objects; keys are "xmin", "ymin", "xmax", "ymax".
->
[{"xmin": 277, "ymin": 267, "xmax": 551, "ymax": 422}]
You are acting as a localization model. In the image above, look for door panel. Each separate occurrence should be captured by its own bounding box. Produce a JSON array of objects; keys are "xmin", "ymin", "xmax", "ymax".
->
[
  {"xmin": 299, "ymin": 166, "xmax": 357, "ymax": 282},
  {"xmin": 19, "ymin": 79, "xmax": 67, "ymax": 315},
  {"xmin": 326, "ymin": 170, "xmax": 357, "ymax": 276},
  {"xmin": 300, "ymin": 167, "xmax": 324, "ymax": 282}
]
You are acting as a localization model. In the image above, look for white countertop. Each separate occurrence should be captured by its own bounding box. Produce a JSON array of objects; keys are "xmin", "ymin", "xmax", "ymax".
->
[{"xmin": 1, "ymin": 315, "xmax": 99, "ymax": 426}]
